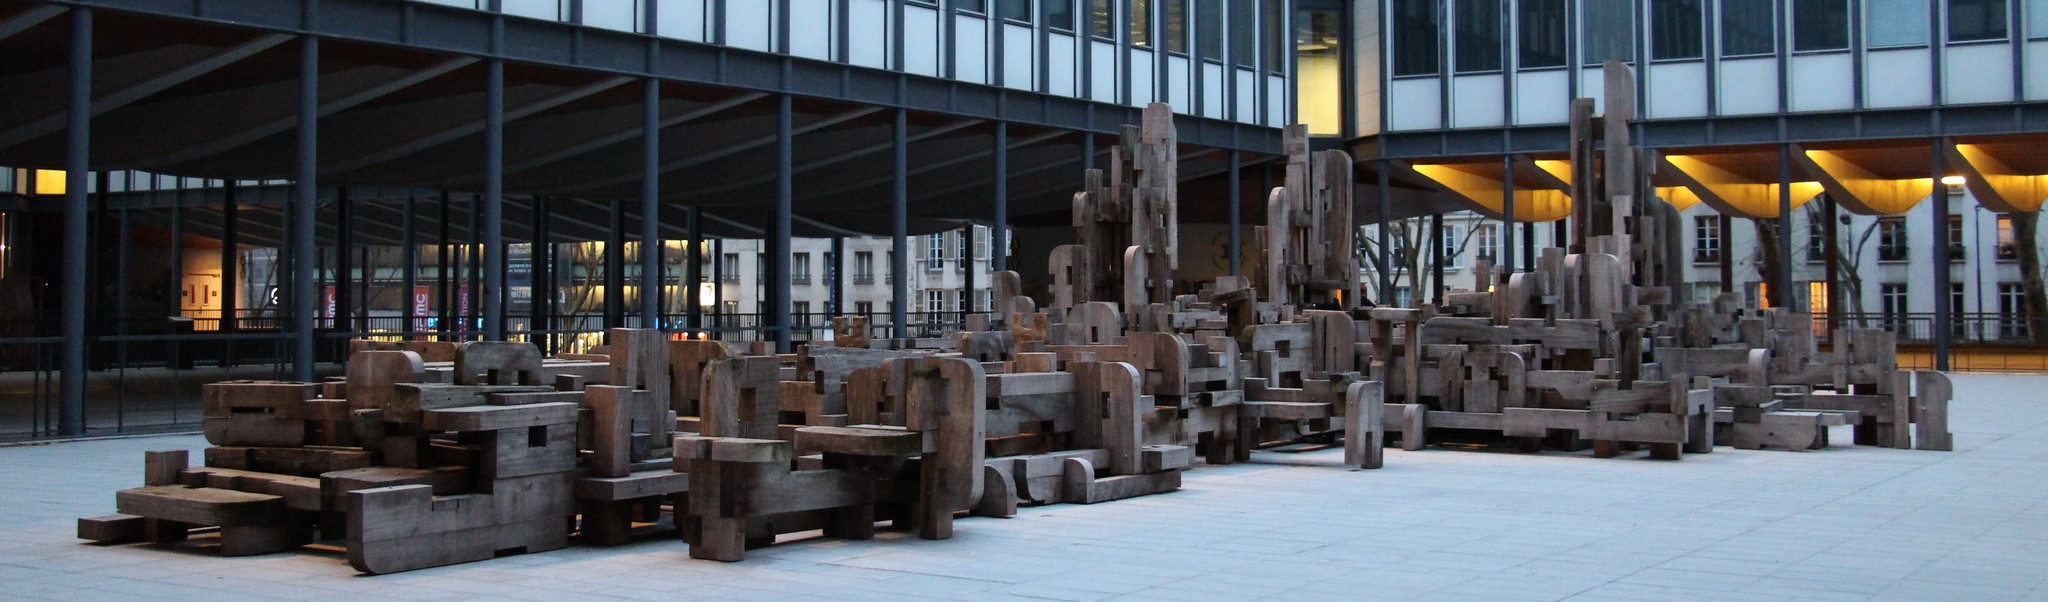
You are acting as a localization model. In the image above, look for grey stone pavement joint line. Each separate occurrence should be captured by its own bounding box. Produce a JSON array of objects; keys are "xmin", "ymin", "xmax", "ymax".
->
[{"xmin": 3, "ymin": 373, "xmax": 2047, "ymax": 601}]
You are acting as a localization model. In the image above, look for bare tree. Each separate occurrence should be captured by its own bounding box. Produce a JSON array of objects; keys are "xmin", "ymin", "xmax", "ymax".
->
[{"xmin": 2009, "ymin": 211, "xmax": 2048, "ymax": 344}]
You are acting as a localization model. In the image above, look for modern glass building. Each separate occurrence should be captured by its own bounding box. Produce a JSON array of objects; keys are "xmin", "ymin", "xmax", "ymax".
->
[{"xmin": 0, "ymin": 0, "xmax": 1297, "ymax": 439}]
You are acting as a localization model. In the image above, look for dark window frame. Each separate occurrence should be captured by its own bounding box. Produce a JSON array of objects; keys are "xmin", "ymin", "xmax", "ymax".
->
[
  {"xmin": 1651, "ymin": 0, "xmax": 1705, "ymax": 61},
  {"xmin": 1454, "ymin": 0, "xmax": 1503, "ymax": 73},
  {"xmin": 1390, "ymin": 0, "xmax": 1441, "ymax": 77},
  {"xmin": 1517, "ymin": 0, "xmax": 1568, "ymax": 69},
  {"xmin": 1793, "ymin": 0, "xmax": 1851, "ymax": 52},
  {"xmin": 1720, "ymin": 0, "xmax": 1777, "ymax": 56},
  {"xmin": 1949, "ymin": 0, "xmax": 2011, "ymax": 43}
]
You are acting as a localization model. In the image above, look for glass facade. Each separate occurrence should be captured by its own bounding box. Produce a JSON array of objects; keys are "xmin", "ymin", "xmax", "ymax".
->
[
  {"xmin": 1794, "ymin": 0, "xmax": 1850, "ymax": 51},
  {"xmin": 1454, "ymin": 0, "xmax": 1502, "ymax": 73},
  {"xmin": 1581, "ymin": 0, "xmax": 1633, "ymax": 65},
  {"xmin": 1721, "ymin": 0, "xmax": 1775, "ymax": 55},
  {"xmin": 1868, "ymin": 0, "xmax": 1930, "ymax": 47},
  {"xmin": 1392, "ymin": 0, "xmax": 1441, "ymax": 76},
  {"xmin": 1298, "ymin": 8, "xmax": 1343, "ymax": 136},
  {"xmin": 1949, "ymin": 0, "xmax": 2009, "ymax": 42},
  {"xmin": 1651, "ymin": 0, "xmax": 1703, "ymax": 60},
  {"xmin": 1517, "ymin": 0, "xmax": 1568, "ymax": 68}
]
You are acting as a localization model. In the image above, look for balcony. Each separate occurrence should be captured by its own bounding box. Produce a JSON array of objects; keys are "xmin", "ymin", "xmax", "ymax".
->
[
  {"xmin": 853, "ymin": 274, "xmax": 876, "ymax": 285},
  {"xmin": 719, "ymin": 274, "xmax": 738, "ymax": 284},
  {"xmin": 1999, "ymin": 244, "xmax": 2018, "ymax": 261},
  {"xmin": 1692, "ymin": 249, "xmax": 1721, "ymax": 265},
  {"xmin": 793, "ymin": 275, "xmax": 812, "ymax": 286},
  {"xmin": 1879, "ymin": 245, "xmax": 1910, "ymax": 262}
]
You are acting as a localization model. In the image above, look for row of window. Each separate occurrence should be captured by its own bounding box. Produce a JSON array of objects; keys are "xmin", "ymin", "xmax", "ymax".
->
[
  {"xmin": 902, "ymin": 0, "xmax": 1288, "ymax": 68},
  {"xmin": 1394, "ymin": 0, "xmax": 2040, "ymax": 78},
  {"xmin": 1690, "ymin": 212, "xmax": 2018, "ymax": 265}
]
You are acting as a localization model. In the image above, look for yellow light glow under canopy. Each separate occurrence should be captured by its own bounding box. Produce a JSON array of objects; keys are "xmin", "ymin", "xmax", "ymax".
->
[{"xmin": 1408, "ymin": 163, "xmax": 1573, "ymax": 222}]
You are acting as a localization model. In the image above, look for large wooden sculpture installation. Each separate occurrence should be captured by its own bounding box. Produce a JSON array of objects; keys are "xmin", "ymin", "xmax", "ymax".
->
[{"xmin": 79, "ymin": 94, "xmax": 1954, "ymax": 577}]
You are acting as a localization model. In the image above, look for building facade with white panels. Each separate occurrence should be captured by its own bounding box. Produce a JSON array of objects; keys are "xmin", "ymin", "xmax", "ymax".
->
[{"xmin": 412, "ymin": 0, "xmax": 1296, "ymax": 126}]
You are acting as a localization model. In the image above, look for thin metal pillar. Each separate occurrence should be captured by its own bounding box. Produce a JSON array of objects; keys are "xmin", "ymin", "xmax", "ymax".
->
[
  {"xmin": 336, "ymin": 187, "xmax": 353, "ymax": 336},
  {"xmin": 891, "ymin": 108, "xmax": 910, "ymax": 339},
  {"xmin": 481, "ymin": 12, "xmax": 506, "ymax": 340},
  {"xmin": 1521, "ymin": 222, "xmax": 1534, "ymax": 272},
  {"xmin": 1776, "ymin": 143, "xmax": 1795, "ymax": 308},
  {"xmin": 1931, "ymin": 140, "xmax": 1952, "ymax": 370},
  {"xmin": 437, "ymin": 192, "xmax": 452, "ymax": 336},
  {"xmin": 221, "ymin": 182, "xmax": 239, "ymax": 335},
  {"xmin": 1822, "ymin": 195, "xmax": 1841, "ymax": 335},
  {"xmin": 1430, "ymin": 214, "xmax": 1445, "ymax": 305},
  {"xmin": 639, "ymin": 78, "xmax": 662, "ymax": 329},
  {"xmin": 1375, "ymin": 160, "xmax": 1391, "ymax": 305},
  {"xmin": 402, "ymin": 195, "xmax": 418, "ymax": 339},
  {"xmin": 771, "ymin": 94, "xmax": 794, "ymax": 352},
  {"xmin": 1227, "ymin": 151, "xmax": 1241, "ymax": 276},
  {"xmin": 529, "ymin": 195, "xmax": 549, "ymax": 352},
  {"xmin": 59, "ymin": 6, "xmax": 90, "ymax": 435},
  {"xmin": 606, "ymin": 199, "xmax": 624, "ymax": 331},
  {"xmin": 686, "ymin": 207, "xmax": 702, "ymax": 331},
  {"xmin": 712, "ymin": 237, "xmax": 725, "ymax": 338},
  {"xmin": 992, "ymin": 122, "xmax": 1008, "ymax": 272},
  {"xmin": 830, "ymin": 237, "xmax": 845, "ymax": 316},
  {"xmin": 1502, "ymin": 155, "xmax": 1516, "ymax": 276},
  {"xmin": 964, "ymin": 227, "xmax": 976, "ymax": 321},
  {"xmin": 1719, "ymin": 214, "xmax": 1734, "ymax": 294}
]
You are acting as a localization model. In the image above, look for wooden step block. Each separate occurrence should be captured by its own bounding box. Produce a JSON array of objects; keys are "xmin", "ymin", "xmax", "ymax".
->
[
  {"xmin": 1241, "ymin": 400, "xmax": 1333, "ymax": 421},
  {"xmin": 794, "ymin": 426, "xmax": 924, "ymax": 457},
  {"xmin": 1139, "ymin": 445, "xmax": 1192, "ymax": 472},
  {"xmin": 422, "ymin": 402, "xmax": 578, "ymax": 432},
  {"xmin": 116, "ymin": 485, "xmax": 286, "ymax": 527},
  {"xmin": 77, "ymin": 514, "xmax": 146, "ymax": 543}
]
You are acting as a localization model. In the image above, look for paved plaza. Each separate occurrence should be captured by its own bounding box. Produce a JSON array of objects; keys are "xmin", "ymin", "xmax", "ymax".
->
[{"xmin": 0, "ymin": 373, "xmax": 2044, "ymax": 601}]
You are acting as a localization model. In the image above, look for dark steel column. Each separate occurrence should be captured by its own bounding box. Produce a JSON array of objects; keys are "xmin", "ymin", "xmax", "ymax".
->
[
  {"xmin": 686, "ymin": 207, "xmax": 702, "ymax": 331},
  {"xmin": 1522, "ymin": 222, "xmax": 1534, "ymax": 273},
  {"xmin": 482, "ymin": 7, "xmax": 506, "ymax": 340},
  {"xmin": 639, "ymin": 78, "xmax": 662, "ymax": 328},
  {"xmin": 437, "ymin": 192, "xmax": 452, "ymax": 336},
  {"xmin": 771, "ymin": 94, "xmax": 794, "ymax": 352},
  {"xmin": 1502, "ymin": 155, "xmax": 1516, "ymax": 276},
  {"xmin": 402, "ymin": 194, "xmax": 418, "ymax": 339},
  {"xmin": 336, "ymin": 188, "xmax": 353, "ymax": 336},
  {"xmin": 1431, "ymin": 214, "xmax": 1445, "ymax": 305},
  {"xmin": 1931, "ymin": 140, "xmax": 1952, "ymax": 370},
  {"xmin": 964, "ymin": 227, "xmax": 976, "ymax": 321},
  {"xmin": 59, "ymin": 6, "xmax": 90, "ymax": 435},
  {"xmin": 1376, "ymin": 161, "xmax": 1391, "ymax": 305},
  {"xmin": 1822, "ymin": 195, "xmax": 1841, "ymax": 335},
  {"xmin": 1227, "ymin": 151, "xmax": 1241, "ymax": 276},
  {"xmin": 1776, "ymin": 143, "xmax": 1795, "ymax": 308},
  {"xmin": 606, "ymin": 199, "xmax": 624, "ymax": 331},
  {"xmin": 529, "ymin": 196, "xmax": 549, "ymax": 352},
  {"xmin": 830, "ymin": 237, "xmax": 845, "ymax": 316},
  {"xmin": 1719, "ymin": 214, "xmax": 1734, "ymax": 294},
  {"xmin": 992, "ymin": 122, "xmax": 1008, "ymax": 272},
  {"xmin": 891, "ymin": 108, "xmax": 910, "ymax": 339},
  {"xmin": 221, "ymin": 183, "xmax": 239, "ymax": 336},
  {"xmin": 712, "ymin": 237, "xmax": 725, "ymax": 338},
  {"xmin": 290, "ymin": 17, "xmax": 319, "ymax": 378}
]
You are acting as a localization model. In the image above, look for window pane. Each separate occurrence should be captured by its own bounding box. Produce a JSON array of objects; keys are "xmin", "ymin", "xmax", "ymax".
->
[
  {"xmin": 1517, "ymin": 0, "xmax": 1567, "ymax": 68},
  {"xmin": 1048, "ymin": 0, "xmax": 1076, "ymax": 30},
  {"xmin": 2032, "ymin": 0, "xmax": 2048, "ymax": 37},
  {"xmin": 1455, "ymin": 0, "xmax": 1502, "ymax": 72},
  {"xmin": 1651, "ymin": 0, "xmax": 1702, "ymax": 60},
  {"xmin": 1092, "ymin": 0, "xmax": 1115, "ymax": 38},
  {"xmin": 1198, "ymin": 0, "xmax": 1222, "ymax": 56},
  {"xmin": 1392, "ymin": 0, "xmax": 1441, "ymax": 75},
  {"xmin": 1794, "ymin": 0, "xmax": 1849, "ymax": 51},
  {"xmin": 1231, "ymin": 0, "xmax": 1255, "ymax": 66},
  {"xmin": 1581, "ymin": 0, "xmax": 1634, "ymax": 64},
  {"xmin": 999, "ymin": 0, "xmax": 1030, "ymax": 21},
  {"xmin": 1721, "ymin": 0, "xmax": 1775, "ymax": 55},
  {"xmin": 1950, "ymin": 0, "xmax": 2009, "ymax": 42},
  {"xmin": 958, "ymin": 0, "xmax": 986, "ymax": 13},
  {"xmin": 1867, "ymin": 0, "xmax": 1929, "ymax": 46},
  {"xmin": 1261, "ymin": 0, "xmax": 1283, "ymax": 68},
  {"xmin": 1165, "ymin": 0, "xmax": 1189, "ymax": 51},
  {"xmin": 1133, "ymin": 0, "xmax": 1152, "ymax": 46},
  {"xmin": 1297, "ymin": 9, "xmax": 1343, "ymax": 135}
]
